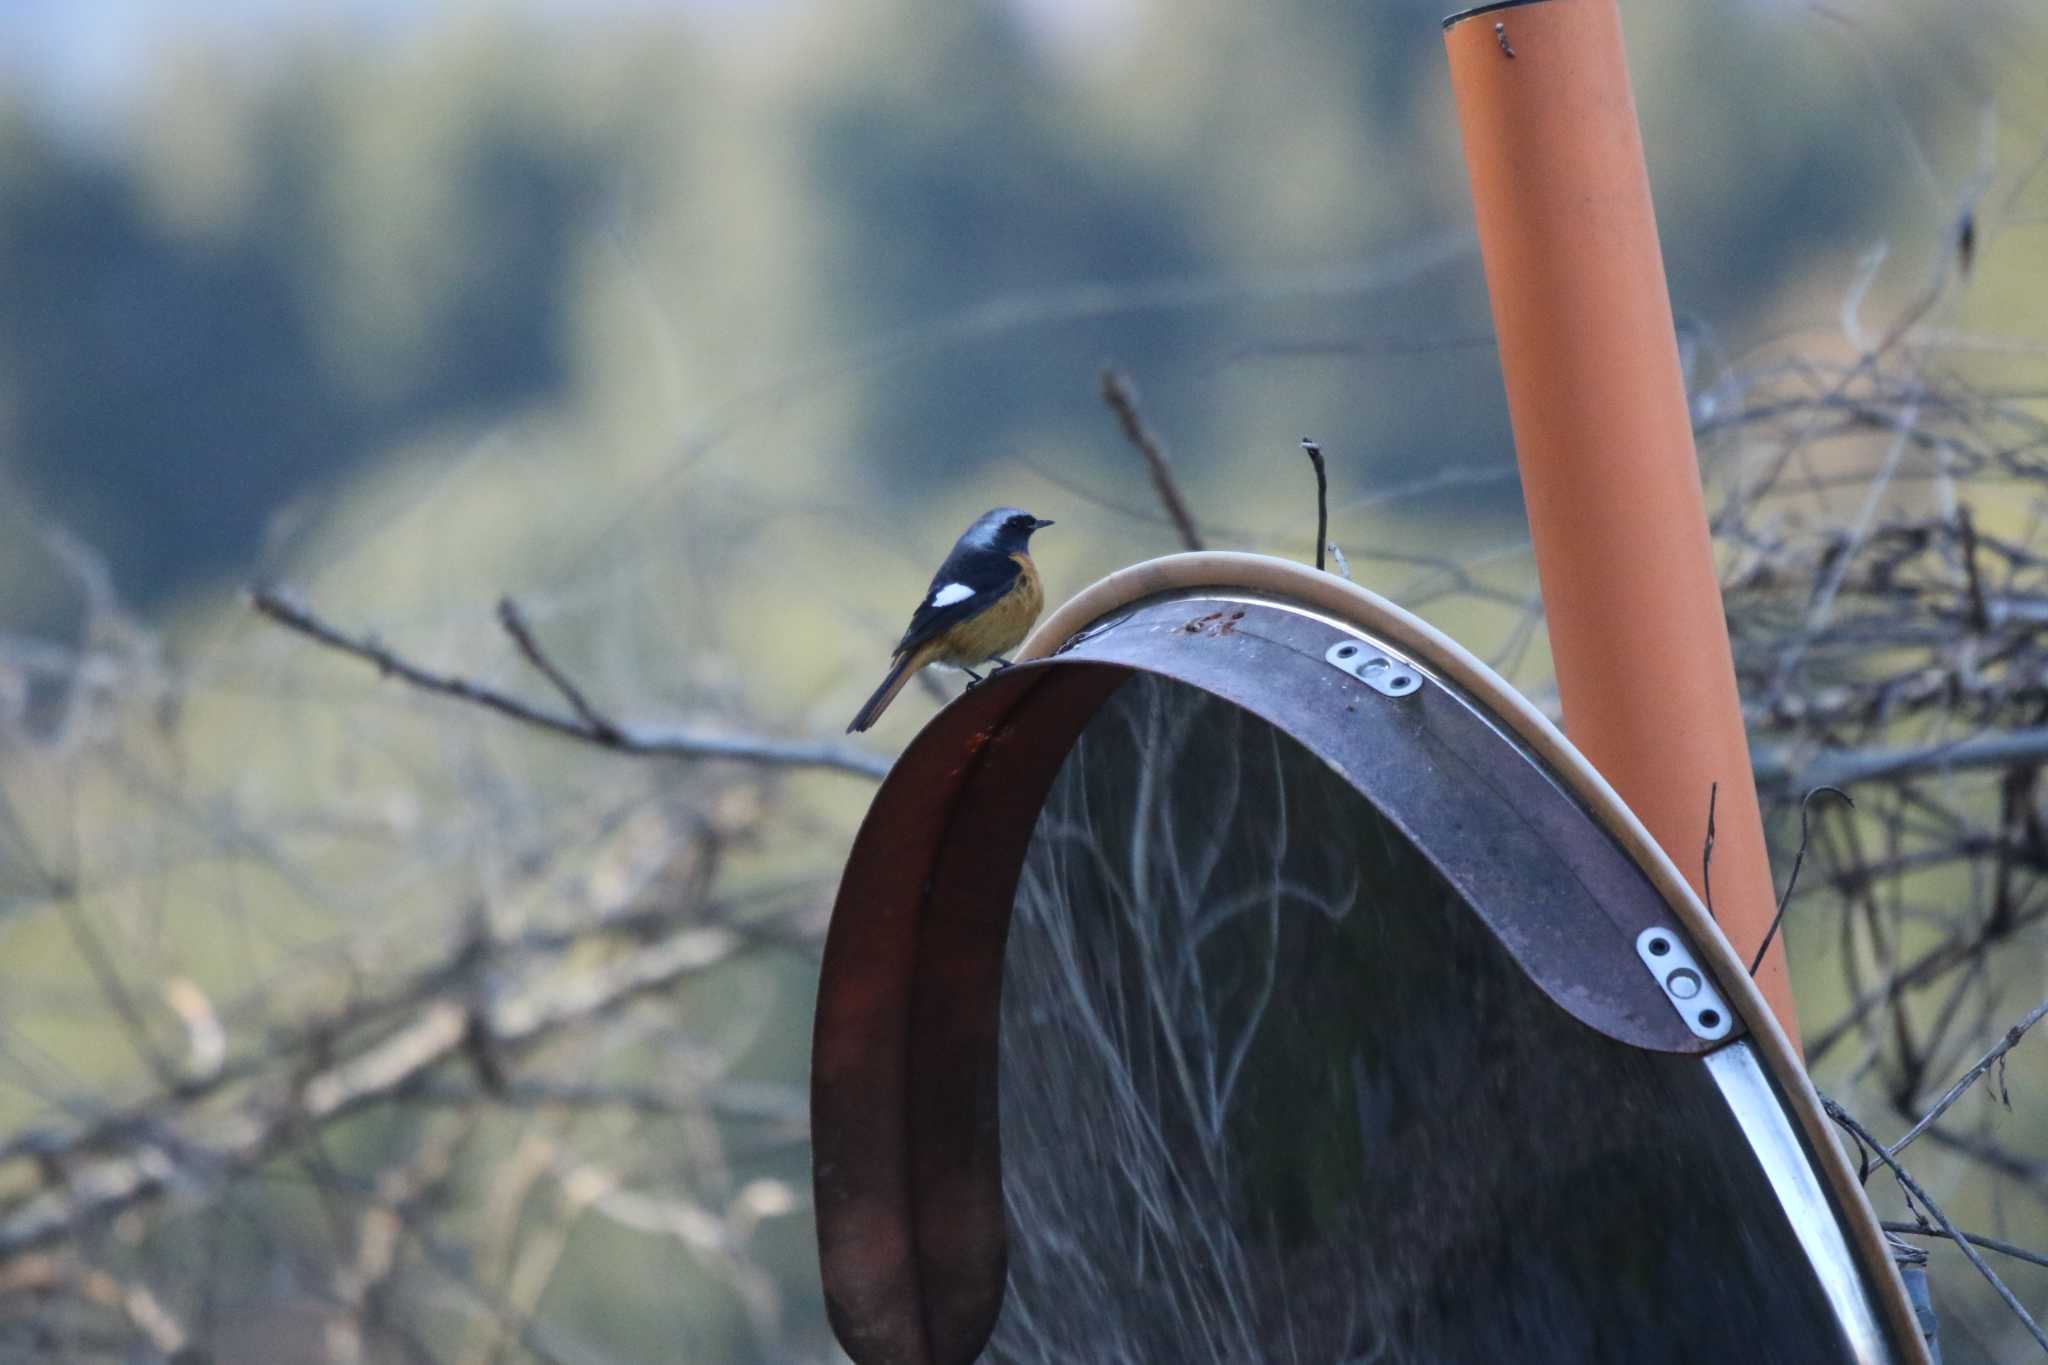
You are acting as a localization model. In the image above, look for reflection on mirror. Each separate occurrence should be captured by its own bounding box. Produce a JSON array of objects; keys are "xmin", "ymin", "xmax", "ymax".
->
[{"xmin": 993, "ymin": 675, "xmax": 1859, "ymax": 1364}]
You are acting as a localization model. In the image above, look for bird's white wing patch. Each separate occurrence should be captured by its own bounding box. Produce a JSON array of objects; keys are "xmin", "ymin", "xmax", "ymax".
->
[{"xmin": 930, "ymin": 582, "xmax": 975, "ymax": 608}]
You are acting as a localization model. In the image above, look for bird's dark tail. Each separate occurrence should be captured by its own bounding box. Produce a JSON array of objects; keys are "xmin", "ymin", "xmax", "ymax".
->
[{"xmin": 847, "ymin": 651, "xmax": 920, "ymax": 733}]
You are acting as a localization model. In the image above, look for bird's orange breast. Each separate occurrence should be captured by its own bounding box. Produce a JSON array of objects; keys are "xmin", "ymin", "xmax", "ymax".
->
[{"xmin": 929, "ymin": 554, "xmax": 1043, "ymax": 666}]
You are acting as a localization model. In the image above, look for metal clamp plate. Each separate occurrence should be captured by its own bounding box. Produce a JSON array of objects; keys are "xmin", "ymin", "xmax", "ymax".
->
[
  {"xmin": 1635, "ymin": 926, "xmax": 1735, "ymax": 1041},
  {"xmin": 1324, "ymin": 639, "xmax": 1422, "ymax": 697}
]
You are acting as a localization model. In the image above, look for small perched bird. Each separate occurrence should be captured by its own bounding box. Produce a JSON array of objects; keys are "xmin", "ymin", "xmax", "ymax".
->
[{"xmin": 846, "ymin": 506, "xmax": 1055, "ymax": 733}]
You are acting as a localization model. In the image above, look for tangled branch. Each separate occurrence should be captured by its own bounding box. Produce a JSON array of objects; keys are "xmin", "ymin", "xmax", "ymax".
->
[{"xmin": 0, "ymin": 906, "xmax": 796, "ymax": 1262}]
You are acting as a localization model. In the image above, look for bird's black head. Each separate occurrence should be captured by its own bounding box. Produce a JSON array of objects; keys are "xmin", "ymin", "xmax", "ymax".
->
[{"xmin": 968, "ymin": 506, "xmax": 1055, "ymax": 554}]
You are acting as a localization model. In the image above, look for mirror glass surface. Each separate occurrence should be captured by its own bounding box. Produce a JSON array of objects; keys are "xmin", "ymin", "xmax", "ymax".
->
[{"xmin": 992, "ymin": 675, "xmax": 1861, "ymax": 1364}]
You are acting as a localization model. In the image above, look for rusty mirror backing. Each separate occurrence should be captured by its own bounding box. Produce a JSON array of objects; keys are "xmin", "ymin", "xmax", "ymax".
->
[{"xmin": 814, "ymin": 558, "xmax": 1920, "ymax": 1365}]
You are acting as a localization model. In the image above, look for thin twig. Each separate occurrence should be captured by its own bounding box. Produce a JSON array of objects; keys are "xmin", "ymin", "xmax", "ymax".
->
[
  {"xmin": 1299, "ymin": 439, "xmax": 1329, "ymax": 574},
  {"xmin": 1883, "ymin": 1221, "xmax": 2048, "ymax": 1272},
  {"xmin": 496, "ymin": 598, "xmax": 623, "ymax": 742},
  {"xmin": 1958, "ymin": 503, "xmax": 1990, "ymax": 632},
  {"xmin": 1100, "ymin": 367, "xmax": 1203, "ymax": 551},
  {"xmin": 1890, "ymin": 997, "xmax": 2048, "ymax": 1160},
  {"xmin": 248, "ymin": 588, "xmax": 889, "ymax": 780},
  {"xmin": 1703, "ymin": 782, "xmax": 1719, "ymax": 923},
  {"xmin": 49, "ymin": 881, "xmax": 182, "ymax": 1093},
  {"xmin": 1821, "ymin": 1093, "xmax": 2048, "ymax": 1353},
  {"xmin": 1750, "ymin": 785, "xmax": 1852, "ymax": 976}
]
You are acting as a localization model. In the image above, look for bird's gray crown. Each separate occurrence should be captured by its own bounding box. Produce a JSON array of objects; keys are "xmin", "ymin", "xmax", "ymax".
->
[{"xmin": 964, "ymin": 506, "xmax": 1051, "ymax": 554}]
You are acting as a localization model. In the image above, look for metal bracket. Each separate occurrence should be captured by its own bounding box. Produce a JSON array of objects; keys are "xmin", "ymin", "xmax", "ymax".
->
[
  {"xmin": 1635, "ymin": 926, "xmax": 1735, "ymax": 1042},
  {"xmin": 1324, "ymin": 639, "xmax": 1422, "ymax": 697}
]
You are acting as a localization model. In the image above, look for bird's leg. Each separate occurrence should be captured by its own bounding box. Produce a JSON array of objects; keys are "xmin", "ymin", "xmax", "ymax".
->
[
  {"xmin": 960, "ymin": 666, "xmax": 987, "ymax": 689},
  {"xmin": 990, "ymin": 657, "xmax": 1015, "ymax": 670}
]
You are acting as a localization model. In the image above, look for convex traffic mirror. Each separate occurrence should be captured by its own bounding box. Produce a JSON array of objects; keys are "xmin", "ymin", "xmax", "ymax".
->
[{"xmin": 814, "ymin": 554, "xmax": 1922, "ymax": 1365}]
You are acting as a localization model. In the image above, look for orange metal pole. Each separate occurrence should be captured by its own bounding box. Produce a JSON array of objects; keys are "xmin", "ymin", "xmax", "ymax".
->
[{"xmin": 1444, "ymin": 0, "xmax": 1800, "ymax": 1040}]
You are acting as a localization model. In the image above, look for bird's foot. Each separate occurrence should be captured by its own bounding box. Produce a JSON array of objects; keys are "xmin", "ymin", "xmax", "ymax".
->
[
  {"xmin": 990, "ymin": 656, "xmax": 1015, "ymax": 670},
  {"xmin": 961, "ymin": 666, "xmax": 987, "ymax": 689}
]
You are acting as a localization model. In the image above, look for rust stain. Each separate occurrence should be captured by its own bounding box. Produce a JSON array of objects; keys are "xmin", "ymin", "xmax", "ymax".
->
[{"xmin": 1182, "ymin": 609, "xmax": 1247, "ymax": 637}]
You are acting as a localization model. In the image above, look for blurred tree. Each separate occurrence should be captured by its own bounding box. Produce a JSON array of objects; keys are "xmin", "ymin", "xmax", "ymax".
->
[{"xmin": 0, "ymin": 0, "xmax": 1997, "ymax": 617}]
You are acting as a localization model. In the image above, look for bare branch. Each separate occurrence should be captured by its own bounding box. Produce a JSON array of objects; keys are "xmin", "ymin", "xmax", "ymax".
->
[
  {"xmin": 1299, "ymin": 439, "xmax": 1329, "ymax": 575},
  {"xmin": 1750, "ymin": 785, "xmax": 1852, "ymax": 976},
  {"xmin": 49, "ymin": 884, "xmax": 181, "ymax": 1093},
  {"xmin": 0, "ymin": 915, "xmax": 760, "ymax": 1261},
  {"xmin": 0, "ymin": 1254, "xmax": 189, "ymax": 1357},
  {"xmin": 1957, "ymin": 503, "xmax": 1990, "ymax": 632},
  {"xmin": 1822, "ymin": 1093, "xmax": 2048, "ymax": 1353},
  {"xmin": 248, "ymin": 587, "xmax": 890, "ymax": 780},
  {"xmin": 1883, "ymin": 1221, "xmax": 2048, "ymax": 1273},
  {"xmin": 1890, "ymin": 996, "xmax": 2048, "ymax": 1160},
  {"xmin": 1100, "ymin": 366, "xmax": 1204, "ymax": 551},
  {"xmin": 497, "ymin": 597, "xmax": 623, "ymax": 742}
]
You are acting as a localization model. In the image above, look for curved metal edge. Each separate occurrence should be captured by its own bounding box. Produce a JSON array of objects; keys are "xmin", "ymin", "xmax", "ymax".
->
[
  {"xmin": 1707, "ymin": 1044, "xmax": 1892, "ymax": 1364},
  {"xmin": 813, "ymin": 661, "xmax": 1130, "ymax": 1365},
  {"xmin": 904, "ymin": 665, "xmax": 1132, "ymax": 1361},
  {"xmin": 813, "ymin": 670, "xmax": 1010, "ymax": 1365},
  {"xmin": 1019, "ymin": 552, "xmax": 1929, "ymax": 1365}
]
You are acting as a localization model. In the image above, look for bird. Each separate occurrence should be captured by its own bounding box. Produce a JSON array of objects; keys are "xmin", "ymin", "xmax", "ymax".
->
[{"xmin": 846, "ymin": 506, "xmax": 1055, "ymax": 733}]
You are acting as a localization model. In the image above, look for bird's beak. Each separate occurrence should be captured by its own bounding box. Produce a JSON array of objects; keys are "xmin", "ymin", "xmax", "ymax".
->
[{"xmin": 1032, "ymin": 517, "xmax": 1056, "ymax": 529}]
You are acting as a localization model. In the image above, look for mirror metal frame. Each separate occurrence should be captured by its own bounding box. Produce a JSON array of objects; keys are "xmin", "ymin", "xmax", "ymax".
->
[{"xmin": 814, "ymin": 552, "xmax": 1926, "ymax": 1365}]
